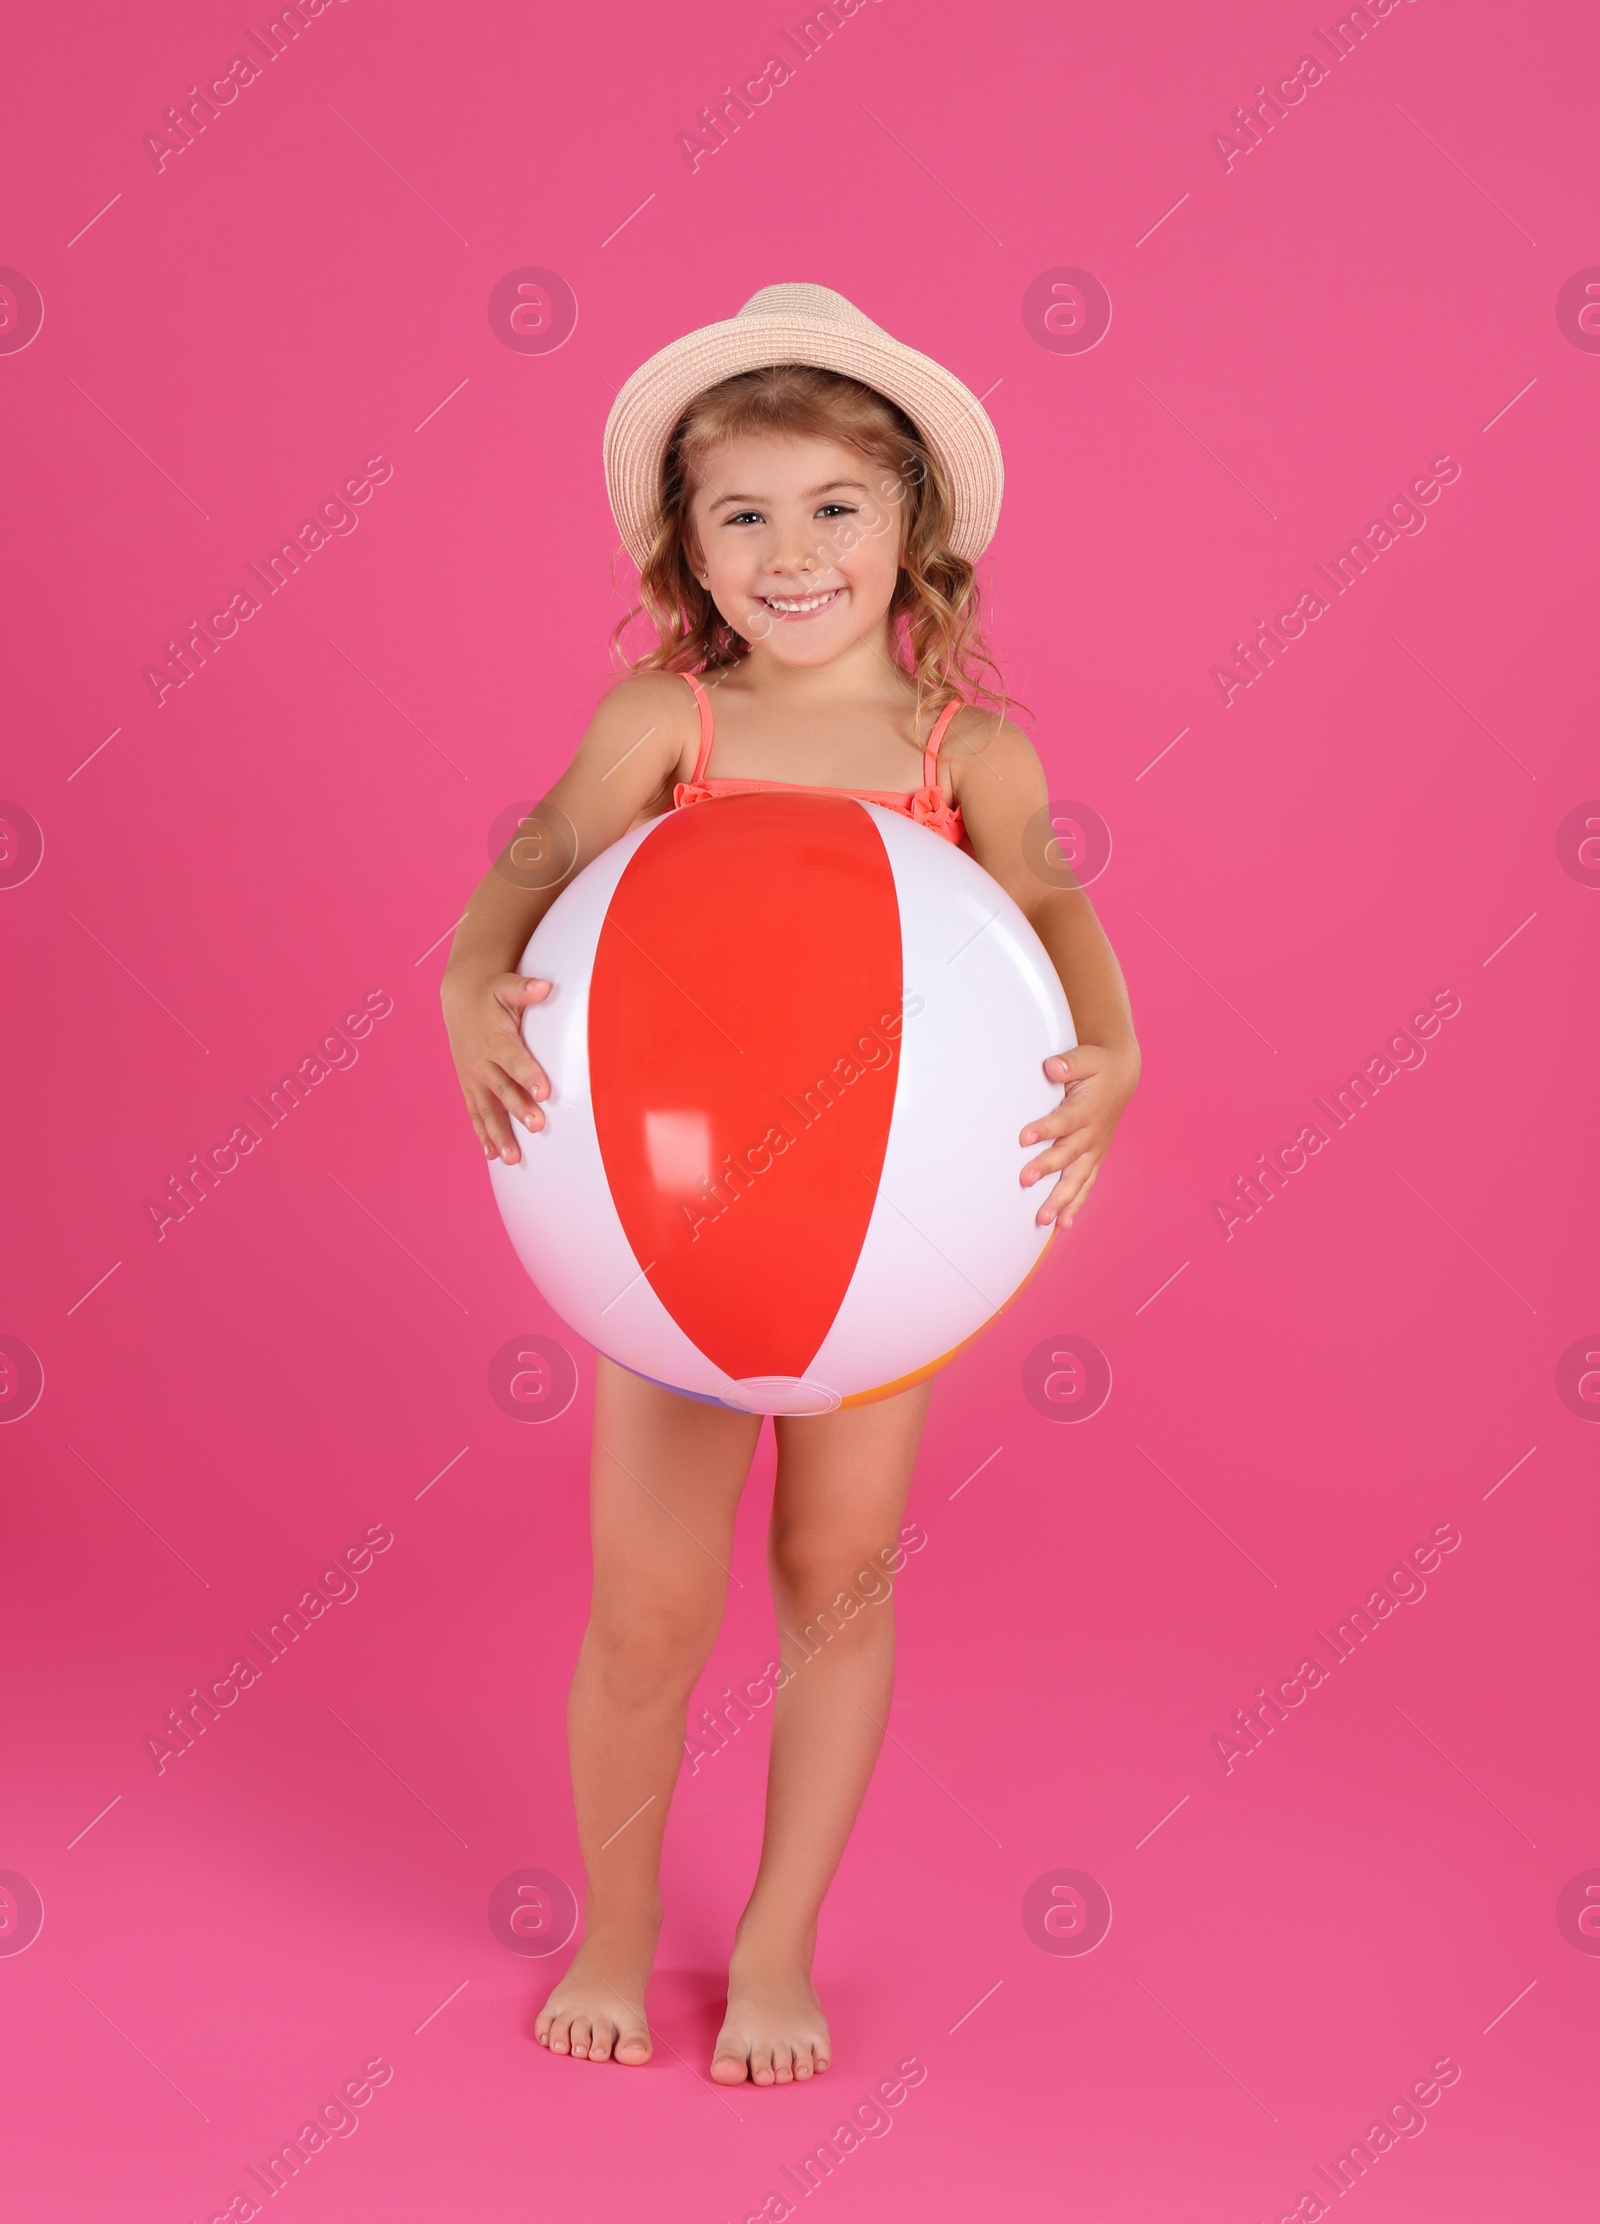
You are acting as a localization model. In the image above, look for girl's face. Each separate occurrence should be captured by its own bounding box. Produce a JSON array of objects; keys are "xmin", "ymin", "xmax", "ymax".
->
[{"xmin": 686, "ymin": 432, "xmax": 909, "ymax": 669}]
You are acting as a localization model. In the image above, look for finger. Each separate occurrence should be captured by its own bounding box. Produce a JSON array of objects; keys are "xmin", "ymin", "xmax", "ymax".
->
[
  {"xmin": 1061, "ymin": 1168, "xmax": 1100, "ymax": 1227},
  {"xmin": 495, "ymin": 1040, "xmax": 550, "ymax": 1101},
  {"xmin": 487, "ymin": 1068, "xmax": 543, "ymax": 1134},
  {"xmin": 494, "ymin": 969, "xmax": 552, "ymax": 1001},
  {"xmin": 1021, "ymin": 1136, "xmax": 1096, "ymax": 1186},
  {"xmin": 1042, "ymin": 1165, "xmax": 1099, "ymax": 1227},
  {"xmin": 490, "ymin": 1004, "xmax": 552, "ymax": 1101},
  {"xmin": 466, "ymin": 1105, "xmax": 496, "ymax": 1160},
  {"xmin": 495, "ymin": 971, "xmax": 553, "ymax": 1030},
  {"xmin": 1036, "ymin": 1158, "xmax": 1097, "ymax": 1224},
  {"xmin": 487, "ymin": 1062, "xmax": 544, "ymax": 1127},
  {"xmin": 492, "ymin": 974, "xmax": 553, "ymax": 1088},
  {"xmin": 1020, "ymin": 1103, "xmax": 1091, "ymax": 1145},
  {"xmin": 476, "ymin": 1089, "xmax": 521, "ymax": 1166}
]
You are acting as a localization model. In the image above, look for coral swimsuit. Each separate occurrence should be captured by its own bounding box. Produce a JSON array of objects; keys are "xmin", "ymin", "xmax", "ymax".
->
[{"xmin": 671, "ymin": 669, "xmax": 967, "ymax": 847}]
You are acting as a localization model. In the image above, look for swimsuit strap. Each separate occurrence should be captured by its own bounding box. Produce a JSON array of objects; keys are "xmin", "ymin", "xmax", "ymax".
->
[
  {"xmin": 680, "ymin": 669, "xmax": 715, "ymax": 781},
  {"xmin": 922, "ymin": 699, "xmax": 963, "ymax": 795},
  {"xmin": 681, "ymin": 670, "xmax": 963, "ymax": 799}
]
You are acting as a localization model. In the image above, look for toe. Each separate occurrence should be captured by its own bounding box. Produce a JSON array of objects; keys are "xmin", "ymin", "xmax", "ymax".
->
[
  {"xmin": 770, "ymin": 2040, "xmax": 794, "ymax": 2085},
  {"xmin": 749, "ymin": 2041, "xmax": 775, "ymax": 2086},
  {"xmin": 569, "ymin": 2015, "xmax": 592, "ymax": 2059},
  {"xmin": 711, "ymin": 2039, "xmax": 750, "ymax": 2085},
  {"xmin": 588, "ymin": 2018, "xmax": 614, "ymax": 2063},
  {"xmin": 616, "ymin": 2025, "xmax": 652, "ymax": 2066},
  {"xmin": 546, "ymin": 2013, "xmax": 571, "ymax": 2056},
  {"xmin": 793, "ymin": 2045, "xmax": 814, "ymax": 2081}
]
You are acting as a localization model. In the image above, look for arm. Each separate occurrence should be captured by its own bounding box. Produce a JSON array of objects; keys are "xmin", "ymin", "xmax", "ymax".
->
[
  {"xmin": 441, "ymin": 670, "xmax": 696, "ymax": 1164},
  {"xmin": 951, "ymin": 710, "xmax": 1141, "ymax": 1228}
]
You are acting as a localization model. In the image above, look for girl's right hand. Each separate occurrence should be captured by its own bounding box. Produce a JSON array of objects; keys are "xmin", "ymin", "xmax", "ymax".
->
[
  {"xmin": 441, "ymin": 970, "xmax": 553, "ymax": 1165},
  {"xmin": 437, "ymin": 673, "xmax": 698, "ymax": 1167}
]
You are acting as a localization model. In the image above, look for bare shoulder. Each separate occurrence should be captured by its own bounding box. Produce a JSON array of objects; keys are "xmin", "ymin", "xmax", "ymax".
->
[
  {"xmin": 942, "ymin": 704, "xmax": 1044, "ymax": 789},
  {"xmin": 586, "ymin": 667, "xmax": 697, "ymax": 747},
  {"xmin": 574, "ymin": 668, "xmax": 700, "ymax": 788}
]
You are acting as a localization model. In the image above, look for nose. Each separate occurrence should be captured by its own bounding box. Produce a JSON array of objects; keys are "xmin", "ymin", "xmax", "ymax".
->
[{"xmin": 764, "ymin": 522, "xmax": 821, "ymax": 578}]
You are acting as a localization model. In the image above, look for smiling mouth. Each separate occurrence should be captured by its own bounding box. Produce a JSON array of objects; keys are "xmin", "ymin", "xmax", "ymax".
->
[{"xmin": 757, "ymin": 587, "xmax": 845, "ymax": 617}]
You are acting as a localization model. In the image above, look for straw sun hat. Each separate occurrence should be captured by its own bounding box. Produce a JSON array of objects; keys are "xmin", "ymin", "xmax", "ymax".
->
[{"xmin": 602, "ymin": 282, "xmax": 1004, "ymax": 569}]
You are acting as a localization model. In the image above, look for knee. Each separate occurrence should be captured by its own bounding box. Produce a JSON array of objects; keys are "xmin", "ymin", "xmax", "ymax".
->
[
  {"xmin": 585, "ymin": 1597, "xmax": 717, "ymax": 1700},
  {"xmin": 769, "ymin": 1528, "xmax": 898, "ymax": 1621}
]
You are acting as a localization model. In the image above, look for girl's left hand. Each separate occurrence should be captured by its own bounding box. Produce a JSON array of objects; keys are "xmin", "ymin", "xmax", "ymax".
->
[{"xmin": 1019, "ymin": 1044, "xmax": 1140, "ymax": 1228}]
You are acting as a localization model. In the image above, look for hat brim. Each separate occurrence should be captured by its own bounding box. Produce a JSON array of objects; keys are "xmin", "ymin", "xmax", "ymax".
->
[{"xmin": 603, "ymin": 313, "xmax": 1003, "ymax": 569}]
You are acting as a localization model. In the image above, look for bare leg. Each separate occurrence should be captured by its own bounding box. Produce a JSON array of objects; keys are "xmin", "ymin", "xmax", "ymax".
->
[
  {"xmin": 537, "ymin": 1355, "xmax": 761, "ymax": 2064},
  {"xmin": 711, "ymin": 1376, "xmax": 935, "ymax": 2086}
]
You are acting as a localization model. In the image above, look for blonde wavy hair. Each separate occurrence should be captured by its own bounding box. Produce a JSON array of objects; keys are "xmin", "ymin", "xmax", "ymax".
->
[{"xmin": 612, "ymin": 364, "xmax": 1014, "ymax": 727}]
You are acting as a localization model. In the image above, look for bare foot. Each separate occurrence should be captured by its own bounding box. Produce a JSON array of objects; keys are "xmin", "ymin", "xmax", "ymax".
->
[
  {"xmin": 535, "ymin": 1924, "xmax": 655, "ymax": 2065},
  {"xmin": 711, "ymin": 1949, "xmax": 832, "ymax": 2086}
]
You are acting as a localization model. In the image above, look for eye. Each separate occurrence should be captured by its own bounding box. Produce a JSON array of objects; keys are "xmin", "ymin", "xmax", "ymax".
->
[
  {"xmin": 723, "ymin": 509, "xmax": 765, "ymax": 527},
  {"xmin": 816, "ymin": 503, "xmax": 857, "ymax": 519}
]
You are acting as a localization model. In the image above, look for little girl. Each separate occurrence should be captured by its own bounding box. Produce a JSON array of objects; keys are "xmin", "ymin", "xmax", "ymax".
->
[{"xmin": 442, "ymin": 285, "xmax": 1140, "ymax": 2086}]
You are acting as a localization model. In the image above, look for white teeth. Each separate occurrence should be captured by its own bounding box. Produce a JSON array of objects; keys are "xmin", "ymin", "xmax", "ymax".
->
[{"xmin": 762, "ymin": 589, "xmax": 840, "ymax": 613}]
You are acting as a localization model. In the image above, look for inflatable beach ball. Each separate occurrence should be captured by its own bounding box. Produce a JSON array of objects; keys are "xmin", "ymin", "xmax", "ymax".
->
[{"xmin": 489, "ymin": 792, "xmax": 1074, "ymax": 1415}]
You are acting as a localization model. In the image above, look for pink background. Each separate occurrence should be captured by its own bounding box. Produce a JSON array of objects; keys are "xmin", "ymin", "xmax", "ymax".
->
[{"xmin": 3, "ymin": 1, "xmax": 1597, "ymax": 2217}]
